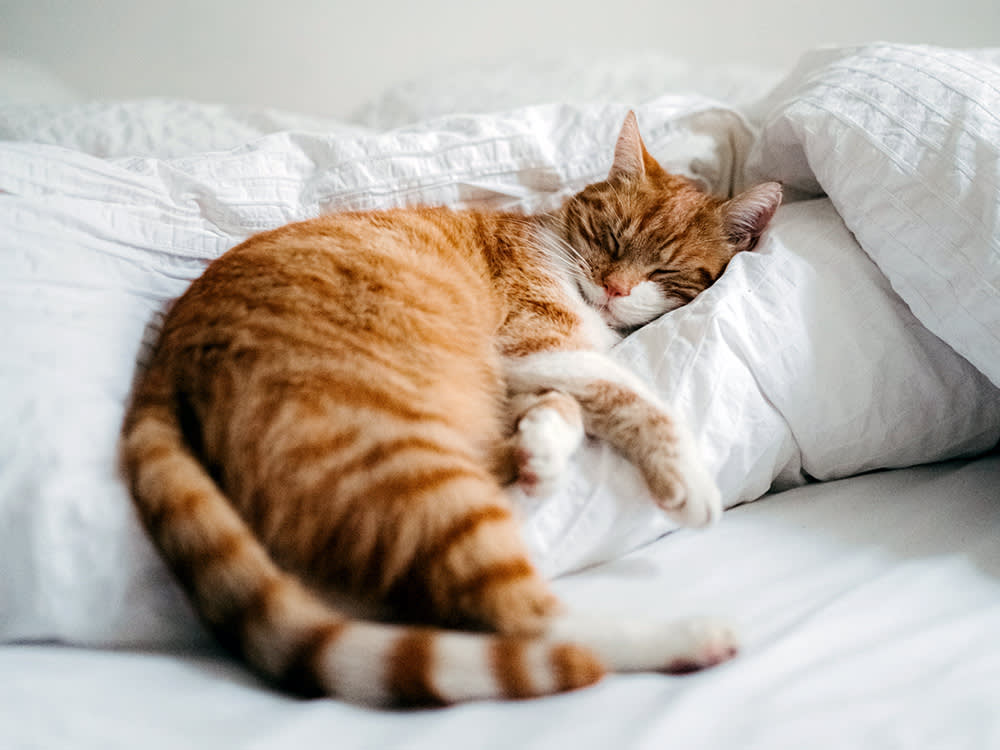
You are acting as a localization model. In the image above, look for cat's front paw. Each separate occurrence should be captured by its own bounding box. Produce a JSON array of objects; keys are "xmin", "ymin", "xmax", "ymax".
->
[
  {"xmin": 514, "ymin": 405, "xmax": 584, "ymax": 498},
  {"xmin": 641, "ymin": 432, "xmax": 721, "ymax": 528}
]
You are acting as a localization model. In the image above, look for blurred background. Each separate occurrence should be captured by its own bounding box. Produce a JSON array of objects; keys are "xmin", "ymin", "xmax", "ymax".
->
[{"xmin": 1, "ymin": 0, "xmax": 998, "ymax": 118}]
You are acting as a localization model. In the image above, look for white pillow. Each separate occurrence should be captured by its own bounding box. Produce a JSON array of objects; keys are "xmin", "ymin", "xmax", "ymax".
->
[{"xmin": 744, "ymin": 43, "xmax": 1000, "ymax": 388}]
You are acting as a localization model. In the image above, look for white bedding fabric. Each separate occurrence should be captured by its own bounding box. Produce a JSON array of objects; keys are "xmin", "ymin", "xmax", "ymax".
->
[
  {"xmin": 745, "ymin": 44, "xmax": 1000, "ymax": 388},
  {"xmin": 3, "ymin": 456, "xmax": 999, "ymax": 749},
  {"xmin": 2, "ymin": 44, "xmax": 1000, "ymax": 652}
]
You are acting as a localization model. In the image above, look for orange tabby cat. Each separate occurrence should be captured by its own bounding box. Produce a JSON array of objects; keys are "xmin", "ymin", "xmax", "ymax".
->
[{"xmin": 121, "ymin": 112, "xmax": 781, "ymax": 705}]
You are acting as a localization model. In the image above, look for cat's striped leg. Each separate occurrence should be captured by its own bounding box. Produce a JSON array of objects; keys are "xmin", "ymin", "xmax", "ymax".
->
[
  {"xmin": 504, "ymin": 351, "xmax": 721, "ymax": 527},
  {"xmin": 406, "ymin": 463, "xmax": 564, "ymax": 636},
  {"xmin": 505, "ymin": 390, "xmax": 585, "ymax": 498}
]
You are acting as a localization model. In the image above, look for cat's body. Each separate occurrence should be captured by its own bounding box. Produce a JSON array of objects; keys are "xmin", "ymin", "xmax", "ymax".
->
[{"xmin": 122, "ymin": 113, "xmax": 781, "ymax": 705}]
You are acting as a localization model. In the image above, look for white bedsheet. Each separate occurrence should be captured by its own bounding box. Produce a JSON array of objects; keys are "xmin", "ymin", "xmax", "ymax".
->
[{"xmin": 4, "ymin": 456, "xmax": 999, "ymax": 749}]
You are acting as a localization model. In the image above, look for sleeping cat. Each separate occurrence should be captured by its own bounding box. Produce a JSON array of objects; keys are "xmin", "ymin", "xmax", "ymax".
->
[{"xmin": 121, "ymin": 111, "xmax": 781, "ymax": 705}]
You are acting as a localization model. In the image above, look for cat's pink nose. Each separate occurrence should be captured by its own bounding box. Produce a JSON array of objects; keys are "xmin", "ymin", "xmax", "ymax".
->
[{"xmin": 604, "ymin": 279, "xmax": 632, "ymax": 298}]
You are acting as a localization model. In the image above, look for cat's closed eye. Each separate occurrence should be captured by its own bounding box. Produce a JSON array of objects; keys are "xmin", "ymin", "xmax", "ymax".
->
[
  {"xmin": 649, "ymin": 269, "xmax": 679, "ymax": 280},
  {"xmin": 604, "ymin": 229, "xmax": 622, "ymax": 258}
]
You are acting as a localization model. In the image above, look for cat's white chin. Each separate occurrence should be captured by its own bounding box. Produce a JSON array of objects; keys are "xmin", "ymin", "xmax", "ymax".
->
[
  {"xmin": 577, "ymin": 277, "xmax": 677, "ymax": 331},
  {"xmin": 605, "ymin": 281, "xmax": 676, "ymax": 330}
]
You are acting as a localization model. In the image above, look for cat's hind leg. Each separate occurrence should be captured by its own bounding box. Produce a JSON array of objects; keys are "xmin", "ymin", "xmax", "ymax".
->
[
  {"xmin": 409, "ymin": 465, "xmax": 564, "ymax": 636},
  {"xmin": 547, "ymin": 614, "xmax": 739, "ymax": 674}
]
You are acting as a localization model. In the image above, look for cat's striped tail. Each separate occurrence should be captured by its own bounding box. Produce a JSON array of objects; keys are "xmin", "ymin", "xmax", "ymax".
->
[{"xmin": 120, "ymin": 368, "xmax": 604, "ymax": 706}]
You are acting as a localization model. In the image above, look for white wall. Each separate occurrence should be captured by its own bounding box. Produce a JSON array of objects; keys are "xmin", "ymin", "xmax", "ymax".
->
[{"xmin": 2, "ymin": 0, "xmax": 998, "ymax": 118}]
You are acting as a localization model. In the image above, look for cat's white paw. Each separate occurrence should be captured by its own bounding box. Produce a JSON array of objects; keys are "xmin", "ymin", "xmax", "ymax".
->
[
  {"xmin": 514, "ymin": 406, "xmax": 584, "ymax": 498},
  {"xmin": 659, "ymin": 616, "xmax": 740, "ymax": 674},
  {"xmin": 547, "ymin": 613, "xmax": 738, "ymax": 674},
  {"xmin": 641, "ymin": 431, "xmax": 722, "ymax": 528}
]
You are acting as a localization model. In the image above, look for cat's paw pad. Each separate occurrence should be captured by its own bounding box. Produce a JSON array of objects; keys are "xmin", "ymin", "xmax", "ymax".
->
[
  {"xmin": 514, "ymin": 407, "xmax": 583, "ymax": 498},
  {"xmin": 661, "ymin": 617, "xmax": 739, "ymax": 674},
  {"xmin": 642, "ymin": 434, "xmax": 722, "ymax": 528}
]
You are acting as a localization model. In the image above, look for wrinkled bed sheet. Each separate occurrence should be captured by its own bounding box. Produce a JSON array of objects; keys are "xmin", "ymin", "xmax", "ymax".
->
[{"xmin": 2, "ymin": 456, "xmax": 999, "ymax": 749}]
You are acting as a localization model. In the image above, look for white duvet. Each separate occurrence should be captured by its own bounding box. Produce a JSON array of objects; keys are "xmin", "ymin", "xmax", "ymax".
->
[{"xmin": 1, "ymin": 43, "xmax": 999, "ymax": 649}]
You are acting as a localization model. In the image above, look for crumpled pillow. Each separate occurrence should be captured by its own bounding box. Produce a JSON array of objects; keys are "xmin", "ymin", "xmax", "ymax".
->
[{"xmin": 744, "ymin": 43, "xmax": 1000, "ymax": 388}]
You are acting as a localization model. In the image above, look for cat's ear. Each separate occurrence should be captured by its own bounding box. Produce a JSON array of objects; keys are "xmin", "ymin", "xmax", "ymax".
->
[
  {"xmin": 609, "ymin": 111, "xmax": 649, "ymax": 181},
  {"xmin": 721, "ymin": 182, "xmax": 783, "ymax": 252}
]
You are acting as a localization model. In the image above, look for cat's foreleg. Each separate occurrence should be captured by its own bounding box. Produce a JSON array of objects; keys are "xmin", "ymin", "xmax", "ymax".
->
[
  {"xmin": 504, "ymin": 390, "xmax": 585, "ymax": 498},
  {"xmin": 504, "ymin": 351, "xmax": 721, "ymax": 527}
]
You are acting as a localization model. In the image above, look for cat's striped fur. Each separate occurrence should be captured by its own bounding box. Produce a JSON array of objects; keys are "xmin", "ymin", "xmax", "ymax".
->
[{"xmin": 122, "ymin": 112, "xmax": 781, "ymax": 705}]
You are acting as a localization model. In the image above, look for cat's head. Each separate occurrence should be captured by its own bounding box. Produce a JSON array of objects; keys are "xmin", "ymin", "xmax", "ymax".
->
[{"xmin": 556, "ymin": 111, "xmax": 782, "ymax": 331}]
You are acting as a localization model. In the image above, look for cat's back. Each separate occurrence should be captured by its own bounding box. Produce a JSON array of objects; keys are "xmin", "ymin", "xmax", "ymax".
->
[
  {"xmin": 163, "ymin": 207, "xmax": 515, "ymax": 365},
  {"xmin": 184, "ymin": 207, "xmax": 491, "ymax": 313}
]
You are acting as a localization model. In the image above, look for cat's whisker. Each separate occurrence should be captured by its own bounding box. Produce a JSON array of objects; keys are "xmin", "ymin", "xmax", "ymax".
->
[
  {"xmin": 532, "ymin": 220, "xmax": 591, "ymax": 277},
  {"xmin": 517, "ymin": 219, "xmax": 591, "ymax": 286}
]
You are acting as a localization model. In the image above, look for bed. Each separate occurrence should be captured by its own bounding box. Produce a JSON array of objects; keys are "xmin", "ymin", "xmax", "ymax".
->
[{"xmin": 2, "ymin": 43, "xmax": 999, "ymax": 748}]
